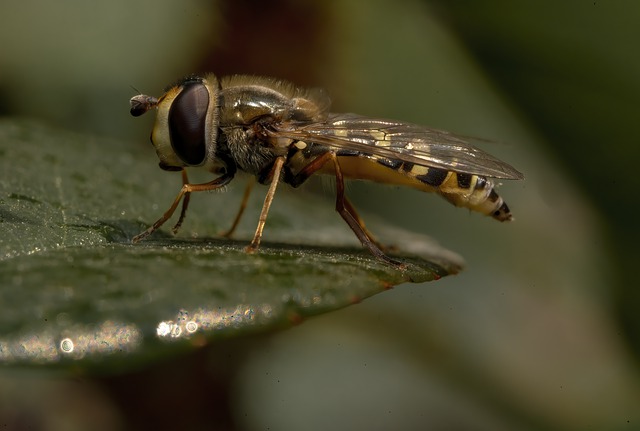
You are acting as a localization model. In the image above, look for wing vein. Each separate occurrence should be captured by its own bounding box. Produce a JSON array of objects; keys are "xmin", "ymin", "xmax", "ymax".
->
[{"xmin": 273, "ymin": 113, "xmax": 523, "ymax": 180}]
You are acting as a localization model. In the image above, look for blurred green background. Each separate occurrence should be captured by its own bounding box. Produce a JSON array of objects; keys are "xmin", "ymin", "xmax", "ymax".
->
[{"xmin": 1, "ymin": 0, "xmax": 639, "ymax": 429}]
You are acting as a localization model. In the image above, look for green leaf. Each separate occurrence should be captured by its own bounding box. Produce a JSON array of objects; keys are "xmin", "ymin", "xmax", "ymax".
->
[{"xmin": 0, "ymin": 119, "xmax": 462, "ymax": 370}]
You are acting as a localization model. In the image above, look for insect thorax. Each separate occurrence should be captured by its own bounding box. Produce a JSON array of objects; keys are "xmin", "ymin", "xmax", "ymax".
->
[
  {"xmin": 216, "ymin": 75, "xmax": 330, "ymax": 176},
  {"xmin": 219, "ymin": 126, "xmax": 281, "ymax": 176}
]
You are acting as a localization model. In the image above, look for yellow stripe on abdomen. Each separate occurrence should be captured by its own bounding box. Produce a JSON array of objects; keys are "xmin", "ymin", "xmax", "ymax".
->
[
  {"xmin": 319, "ymin": 155, "xmax": 513, "ymax": 221},
  {"xmin": 429, "ymin": 170, "xmax": 512, "ymax": 221}
]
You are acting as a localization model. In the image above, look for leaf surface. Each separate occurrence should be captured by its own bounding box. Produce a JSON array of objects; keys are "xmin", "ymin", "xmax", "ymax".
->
[{"xmin": 0, "ymin": 119, "xmax": 462, "ymax": 369}]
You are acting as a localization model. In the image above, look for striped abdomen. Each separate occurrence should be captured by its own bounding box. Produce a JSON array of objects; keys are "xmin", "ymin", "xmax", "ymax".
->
[
  {"xmin": 409, "ymin": 164, "xmax": 512, "ymax": 222},
  {"xmin": 326, "ymin": 154, "xmax": 513, "ymax": 221}
]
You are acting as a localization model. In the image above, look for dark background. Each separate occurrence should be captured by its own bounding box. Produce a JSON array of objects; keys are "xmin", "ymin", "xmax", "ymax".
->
[{"xmin": 1, "ymin": 1, "xmax": 638, "ymax": 429}]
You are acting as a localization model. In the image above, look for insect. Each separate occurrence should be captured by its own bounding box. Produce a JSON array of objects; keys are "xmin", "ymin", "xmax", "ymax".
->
[{"xmin": 130, "ymin": 73, "xmax": 523, "ymax": 266}]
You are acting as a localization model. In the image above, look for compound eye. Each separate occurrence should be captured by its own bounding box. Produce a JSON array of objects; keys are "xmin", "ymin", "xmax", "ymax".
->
[{"xmin": 169, "ymin": 82, "xmax": 209, "ymax": 165}]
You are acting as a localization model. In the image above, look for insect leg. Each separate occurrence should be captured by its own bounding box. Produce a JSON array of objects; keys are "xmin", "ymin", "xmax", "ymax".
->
[
  {"xmin": 330, "ymin": 154, "xmax": 403, "ymax": 266},
  {"xmin": 220, "ymin": 177, "xmax": 256, "ymax": 238},
  {"xmin": 132, "ymin": 172, "xmax": 234, "ymax": 243},
  {"xmin": 284, "ymin": 151, "xmax": 401, "ymax": 265},
  {"xmin": 342, "ymin": 196, "xmax": 390, "ymax": 253},
  {"xmin": 245, "ymin": 156, "xmax": 286, "ymax": 253},
  {"xmin": 171, "ymin": 169, "xmax": 191, "ymax": 234}
]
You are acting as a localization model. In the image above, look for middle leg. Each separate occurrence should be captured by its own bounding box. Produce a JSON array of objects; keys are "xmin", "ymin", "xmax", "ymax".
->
[{"xmin": 246, "ymin": 156, "xmax": 286, "ymax": 253}]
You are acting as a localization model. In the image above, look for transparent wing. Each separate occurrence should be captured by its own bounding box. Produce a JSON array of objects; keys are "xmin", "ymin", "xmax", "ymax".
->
[{"xmin": 273, "ymin": 113, "xmax": 524, "ymax": 180}]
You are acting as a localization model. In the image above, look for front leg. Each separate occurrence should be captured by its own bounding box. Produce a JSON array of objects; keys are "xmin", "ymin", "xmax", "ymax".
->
[
  {"xmin": 171, "ymin": 168, "xmax": 192, "ymax": 235},
  {"xmin": 133, "ymin": 172, "xmax": 235, "ymax": 243}
]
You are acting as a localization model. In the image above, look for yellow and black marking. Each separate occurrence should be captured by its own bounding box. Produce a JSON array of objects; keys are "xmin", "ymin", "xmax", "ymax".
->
[
  {"xmin": 131, "ymin": 72, "xmax": 522, "ymax": 266},
  {"xmin": 396, "ymin": 159, "xmax": 512, "ymax": 221},
  {"xmin": 285, "ymin": 143, "xmax": 512, "ymax": 222}
]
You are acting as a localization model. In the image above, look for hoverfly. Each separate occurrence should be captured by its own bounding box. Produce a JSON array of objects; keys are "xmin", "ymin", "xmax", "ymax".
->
[{"xmin": 130, "ymin": 74, "xmax": 523, "ymax": 266}]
